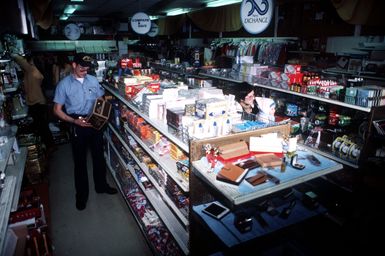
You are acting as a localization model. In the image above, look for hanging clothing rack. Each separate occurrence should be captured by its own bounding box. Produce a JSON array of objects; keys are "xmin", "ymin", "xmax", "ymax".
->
[{"xmin": 211, "ymin": 37, "xmax": 298, "ymax": 47}]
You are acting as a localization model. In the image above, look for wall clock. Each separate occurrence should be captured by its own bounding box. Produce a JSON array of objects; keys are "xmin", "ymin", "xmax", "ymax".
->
[{"xmin": 63, "ymin": 23, "xmax": 81, "ymax": 40}]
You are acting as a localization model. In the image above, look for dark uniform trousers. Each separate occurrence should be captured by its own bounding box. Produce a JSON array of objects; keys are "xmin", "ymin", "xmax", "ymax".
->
[{"xmin": 70, "ymin": 116, "xmax": 107, "ymax": 203}]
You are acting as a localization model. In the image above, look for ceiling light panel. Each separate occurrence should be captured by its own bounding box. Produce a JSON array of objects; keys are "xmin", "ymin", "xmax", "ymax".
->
[
  {"xmin": 64, "ymin": 5, "xmax": 78, "ymax": 14},
  {"xmin": 166, "ymin": 8, "xmax": 190, "ymax": 16},
  {"xmin": 206, "ymin": 0, "xmax": 242, "ymax": 8}
]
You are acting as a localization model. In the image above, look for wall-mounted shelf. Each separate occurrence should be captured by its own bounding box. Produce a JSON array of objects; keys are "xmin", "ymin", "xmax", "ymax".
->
[
  {"xmin": 199, "ymin": 72, "xmax": 244, "ymax": 84},
  {"xmin": 3, "ymin": 83, "xmax": 20, "ymax": 93},
  {"xmin": 0, "ymin": 176, "xmax": 16, "ymax": 254},
  {"xmin": 0, "ymin": 144, "xmax": 27, "ymax": 255},
  {"xmin": 0, "ymin": 138, "xmax": 15, "ymax": 173},
  {"xmin": 288, "ymin": 50, "xmax": 321, "ymax": 55},
  {"xmin": 253, "ymin": 82, "xmax": 371, "ymax": 112},
  {"xmin": 12, "ymin": 105, "xmax": 28, "ymax": 120},
  {"xmin": 323, "ymin": 68, "xmax": 385, "ymax": 82},
  {"xmin": 6, "ymin": 148, "xmax": 28, "ymax": 211}
]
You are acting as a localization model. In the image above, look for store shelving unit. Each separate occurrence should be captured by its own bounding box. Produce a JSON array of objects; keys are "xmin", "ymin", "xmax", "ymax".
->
[
  {"xmin": 199, "ymin": 72, "xmax": 245, "ymax": 84},
  {"xmin": 3, "ymin": 83, "xmax": 20, "ymax": 93},
  {"xmin": 198, "ymin": 69, "xmax": 379, "ymax": 168},
  {"xmin": 103, "ymin": 84, "xmax": 190, "ymax": 255},
  {"xmin": 108, "ymin": 123, "xmax": 188, "ymax": 224},
  {"xmin": 102, "ymin": 61, "xmax": 379, "ymax": 254},
  {"xmin": 11, "ymin": 105, "xmax": 28, "ymax": 120},
  {"xmin": 0, "ymin": 138, "xmax": 27, "ymax": 255},
  {"xmin": 122, "ymin": 123, "xmax": 189, "ymax": 192},
  {"xmin": 7, "ymin": 148, "xmax": 27, "ymax": 212},
  {"xmin": 323, "ymin": 68, "xmax": 385, "ymax": 82},
  {"xmin": 104, "ymin": 84, "xmax": 188, "ymax": 153},
  {"xmin": 105, "ymin": 131, "xmax": 189, "ymax": 254},
  {"xmin": 151, "ymin": 63, "xmax": 209, "ymax": 87},
  {"xmin": 252, "ymin": 81, "xmax": 371, "ymax": 112}
]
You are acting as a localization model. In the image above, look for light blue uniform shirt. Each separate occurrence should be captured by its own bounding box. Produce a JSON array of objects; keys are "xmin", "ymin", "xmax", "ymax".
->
[{"xmin": 54, "ymin": 74, "xmax": 104, "ymax": 115}]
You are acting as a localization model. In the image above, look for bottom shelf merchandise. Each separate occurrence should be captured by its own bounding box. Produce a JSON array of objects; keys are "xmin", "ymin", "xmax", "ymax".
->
[
  {"xmin": 192, "ymin": 188, "xmax": 325, "ymax": 249},
  {"xmin": 107, "ymin": 142, "xmax": 184, "ymax": 256},
  {"xmin": 8, "ymin": 188, "xmax": 52, "ymax": 256}
]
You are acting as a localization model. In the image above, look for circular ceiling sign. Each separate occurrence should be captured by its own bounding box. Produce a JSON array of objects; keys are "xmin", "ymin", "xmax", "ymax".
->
[
  {"xmin": 240, "ymin": 0, "xmax": 273, "ymax": 34},
  {"xmin": 147, "ymin": 23, "xmax": 159, "ymax": 37},
  {"xmin": 63, "ymin": 23, "xmax": 81, "ymax": 40},
  {"xmin": 130, "ymin": 12, "xmax": 151, "ymax": 35}
]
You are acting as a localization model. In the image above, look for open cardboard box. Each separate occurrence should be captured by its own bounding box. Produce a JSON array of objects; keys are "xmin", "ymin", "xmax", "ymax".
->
[{"xmin": 86, "ymin": 99, "xmax": 112, "ymax": 130}]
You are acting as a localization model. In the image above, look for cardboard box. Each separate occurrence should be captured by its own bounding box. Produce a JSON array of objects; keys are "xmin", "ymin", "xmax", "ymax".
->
[
  {"xmin": 218, "ymin": 141, "xmax": 249, "ymax": 160},
  {"xmin": 195, "ymin": 98, "xmax": 227, "ymax": 119},
  {"xmin": 86, "ymin": 99, "xmax": 112, "ymax": 130}
]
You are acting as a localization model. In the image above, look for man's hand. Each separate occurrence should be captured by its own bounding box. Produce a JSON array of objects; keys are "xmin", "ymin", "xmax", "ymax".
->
[{"xmin": 74, "ymin": 118, "xmax": 92, "ymax": 127}]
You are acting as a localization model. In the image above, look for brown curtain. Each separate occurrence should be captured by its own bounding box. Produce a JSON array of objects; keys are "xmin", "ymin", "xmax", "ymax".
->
[
  {"xmin": 187, "ymin": 3, "xmax": 242, "ymax": 32},
  {"xmin": 157, "ymin": 15, "xmax": 187, "ymax": 36},
  {"xmin": 27, "ymin": 0, "xmax": 53, "ymax": 29},
  {"xmin": 331, "ymin": 0, "xmax": 385, "ymax": 25}
]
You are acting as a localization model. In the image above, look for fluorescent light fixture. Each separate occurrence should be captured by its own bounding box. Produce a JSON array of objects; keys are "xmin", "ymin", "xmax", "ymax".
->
[
  {"xmin": 206, "ymin": 0, "xmax": 242, "ymax": 7},
  {"xmin": 60, "ymin": 14, "xmax": 69, "ymax": 20},
  {"xmin": 166, "ymin": 8, "xmax": 190, "ymax": 16},
  {"xmin": 18, "ymin": 0, "xmax": 28, "ymax": 34},
  {"xmin": 64, "ymin": 5, "xmax": 78, "ymax": 14},
  {"xmin": 149, "ymin": 16, "xmax": 159, "ymax": 20},
  {"xmin": 71, "ymin": 0, "xmax": 84, "ymax": 2}
]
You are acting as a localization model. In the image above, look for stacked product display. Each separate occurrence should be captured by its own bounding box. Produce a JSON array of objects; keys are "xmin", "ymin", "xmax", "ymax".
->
[
  {"xmin": 106, "ymin": 137, "xmax": 182, "ymax": 255},
  {"xmin": 98, "ymin": 36, "xmax": 383, "ymax": 254},
  {"xmin": 101, "ymin": 59, "xmax": 298, "ymax": 254}
]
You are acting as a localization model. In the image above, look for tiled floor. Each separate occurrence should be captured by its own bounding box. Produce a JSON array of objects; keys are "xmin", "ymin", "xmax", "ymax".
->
[{"xmin": 48, "ymin": 143, "xmax": 153, "ymax": 256}]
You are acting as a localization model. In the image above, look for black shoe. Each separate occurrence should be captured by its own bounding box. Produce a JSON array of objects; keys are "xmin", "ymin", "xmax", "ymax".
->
[
  {"xmin": 96, "ymin": 186, "xmax": 118, "ymax": 195},
  {"xmin": 76, "ymin": 200, "xmax": 86, "ymax": 210}
]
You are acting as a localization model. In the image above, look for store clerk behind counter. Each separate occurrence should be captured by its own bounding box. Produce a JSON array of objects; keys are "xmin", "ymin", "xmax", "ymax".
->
[
  {"xmin": 53, "ymin": 53, "xmax": 117, "ymax": 211},
  {"xmin": 233, "ymin": 82, "xmax": 276, "ymax": 123}
]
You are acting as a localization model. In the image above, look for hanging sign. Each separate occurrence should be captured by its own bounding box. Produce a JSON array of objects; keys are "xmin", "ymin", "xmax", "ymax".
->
[
  {"xmin": 240, "ymin": 0, "xmax": 273, "ymax": 34},
  {"xmin": 130, "ymin": 12, "xmax": 151, "ymax": 34},
  {"xmin": 147, "ymin": 23, "xmax": 159, "ymax": 37}
]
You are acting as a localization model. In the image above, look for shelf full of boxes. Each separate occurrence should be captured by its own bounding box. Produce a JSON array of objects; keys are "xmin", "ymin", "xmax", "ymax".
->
[
  {"xmin": 0, "ymin": 137, "xmax": 28, "ymax": 255},
  {"xmin": 104, "ymin": 125, "xmax": 188, "ymax": 255},
  {"xmin": 198, "ymin": 61, "xmax": 385, "ymax": 169},
  {"xmin": 102, "ymin": 66, "xmax": 242, "ymax": 252},
  {"xmin": 151, "ymin": 63, "xmax": 216, "ymax": 89},
  {"xmin": 101, "ymin": 59, "xmax": 308, "ymax": 254},
  {"xmin": 111, "ymin": 57, "xmax": 383, "ymax": 169},
  {"xmin": 103, "ymin": 83, "xmax": 191, "ymax": 255},
  {"xmin": 100, "ymin": 50, "xmax": 384, "ymax": 252},
  {"xmin": 0, "ymin": 52, "xmax": 28, "ymax": 122}
]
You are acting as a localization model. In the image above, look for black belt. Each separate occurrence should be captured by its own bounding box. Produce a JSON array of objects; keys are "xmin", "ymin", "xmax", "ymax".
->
[{"xmin": 69, "ymin": 114, "xmax": 88, "ymax": 119}]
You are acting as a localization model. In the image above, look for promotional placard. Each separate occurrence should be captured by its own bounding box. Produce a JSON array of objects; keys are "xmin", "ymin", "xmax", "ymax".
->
[
  {"xmin": 240, "ymin": 0, "xmax": 273, "ymax": 34},
  {"xmin": 130, "ymin": 12, "xmax": 151, "ymax": 34}
]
